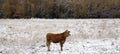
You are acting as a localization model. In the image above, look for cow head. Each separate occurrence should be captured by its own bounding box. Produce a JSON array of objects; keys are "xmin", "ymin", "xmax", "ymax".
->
[{"xmin": 63, "ymin": 30, "xmax": 70, "ymax": 37}]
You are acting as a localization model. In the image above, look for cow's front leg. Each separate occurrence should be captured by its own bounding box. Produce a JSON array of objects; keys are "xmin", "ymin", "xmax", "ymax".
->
[
  {"xmin": 60, "ymin": 41, "xmax": 65, "ymax": 51},
  {"xmin": 47, "ymin": 41, "xmax": 51, "ymax": 51},
  {"xmin": 60, "ymin": 42, "xmax": 63, "ymax": 51}
]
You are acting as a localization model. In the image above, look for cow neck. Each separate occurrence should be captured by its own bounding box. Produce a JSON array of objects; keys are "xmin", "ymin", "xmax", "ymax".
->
[{"xmin": 61, "ymin": 32, "xmax": 67, "ymax": 40}]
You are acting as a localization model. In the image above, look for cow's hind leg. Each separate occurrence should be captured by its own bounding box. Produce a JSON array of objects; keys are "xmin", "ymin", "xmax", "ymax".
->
[
  {"xmin": 60, "ymin": 42, "xmax": 64, "ymax": 51},
  {"xmin": 47, "ymin": 41, "xmax": 51, "ymax": 51}
]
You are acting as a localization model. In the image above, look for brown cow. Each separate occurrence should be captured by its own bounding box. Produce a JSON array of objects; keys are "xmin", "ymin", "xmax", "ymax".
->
[{"xmin": 46, "ymin": 30, "xmax": 70, "ymax": 51}]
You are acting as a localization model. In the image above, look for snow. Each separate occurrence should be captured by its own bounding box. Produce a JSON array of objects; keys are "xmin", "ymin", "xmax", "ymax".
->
[{"xmin": 0, "ymin": 19, "xmax": 120, "ymax": 54}]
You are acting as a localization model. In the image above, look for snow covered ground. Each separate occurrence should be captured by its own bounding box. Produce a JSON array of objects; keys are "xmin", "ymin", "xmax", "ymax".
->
[{"xmin": 0, "ymin": 19, "xmax": 120, "ymax": 54}]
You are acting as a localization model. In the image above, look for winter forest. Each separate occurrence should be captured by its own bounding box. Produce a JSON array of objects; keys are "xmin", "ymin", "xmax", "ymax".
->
[{"xmin": 0, "ymin": 0, "xmax": 120, "ymax": 18}]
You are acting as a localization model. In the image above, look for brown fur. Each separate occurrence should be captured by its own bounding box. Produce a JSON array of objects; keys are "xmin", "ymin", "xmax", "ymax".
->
[{"xmin": 46, "ymin": 30, "xmax": 70, "ymax": 51}]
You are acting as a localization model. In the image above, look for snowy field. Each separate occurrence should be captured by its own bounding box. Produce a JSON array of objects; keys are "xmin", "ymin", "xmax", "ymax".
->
[{"xmin": 0, "ymin": 19, "xmax": 120, "ymax": 54}]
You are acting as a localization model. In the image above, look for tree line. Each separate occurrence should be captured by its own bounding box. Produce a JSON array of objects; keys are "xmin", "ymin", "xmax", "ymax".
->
[{"xmin": 0, "ymin": 0, "xmax": 120, "ymax": 18}]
